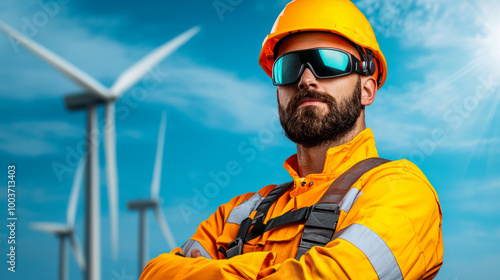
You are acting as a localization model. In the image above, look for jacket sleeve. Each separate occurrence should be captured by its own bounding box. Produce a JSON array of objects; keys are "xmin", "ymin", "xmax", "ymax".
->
[
  {"xmin": 140, "ymin": 191, "xmax": 278, "ymax": 280},
  {"xmin": 140, "ymin": 251, "xmax": 276, "ymax": 280},
  {"xmin": 256, "ymin": 160, "xmax": 443, "ymax": 280}
]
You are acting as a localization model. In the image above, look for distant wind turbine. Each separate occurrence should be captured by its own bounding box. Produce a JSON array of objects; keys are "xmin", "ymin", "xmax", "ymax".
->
[
  {"xmin": 0, "ymin": 20, "xmax": 200, "ymax": 280},
  {"xmin": 127, "ymin": 111, "xmax": 175, "ymax": 277},
  {"xmin": 31, "ymin": 158, "xmax": 86, "ymax": 280}
]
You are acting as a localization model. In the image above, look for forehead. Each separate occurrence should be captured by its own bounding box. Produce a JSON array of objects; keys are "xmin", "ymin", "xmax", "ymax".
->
[{"xmin": 276, "ymin": 32, "xmax": 360, "ymax": 60}]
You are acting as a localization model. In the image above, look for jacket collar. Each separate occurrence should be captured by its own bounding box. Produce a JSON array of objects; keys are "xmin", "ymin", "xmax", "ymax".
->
[{"xmin": 283, "ymin": 128, "xmax": 379, "ymax": 193}]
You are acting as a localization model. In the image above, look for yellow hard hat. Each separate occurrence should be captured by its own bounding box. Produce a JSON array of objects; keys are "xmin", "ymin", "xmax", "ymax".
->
[{"xmin": 259, "ymin": 0, "xmax": 388, "ymax": 89}]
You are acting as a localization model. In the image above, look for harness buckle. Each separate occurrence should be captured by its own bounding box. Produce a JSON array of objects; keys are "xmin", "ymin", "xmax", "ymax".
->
[
  {"xmin": 225, "ymin": 237, "xmax": 244, "ymax": 259},
  {"xmin": 305, "ymin": 203, "xmax": 340, "ymax": 230}
]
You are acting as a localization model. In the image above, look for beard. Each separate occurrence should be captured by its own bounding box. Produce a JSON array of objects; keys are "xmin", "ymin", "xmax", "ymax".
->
[{"xmin": 278, "ymin": 77, "xmax": 363, "ymax": 148}]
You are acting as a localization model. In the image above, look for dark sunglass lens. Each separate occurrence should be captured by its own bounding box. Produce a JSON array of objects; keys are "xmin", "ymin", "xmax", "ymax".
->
[
  {"xmin": 274, "ymin": 54, "xmax": 302, "ymax": 85},
  {"xmin": 312, "ymin": 49, "xmax": 350, "ymax": 77}
]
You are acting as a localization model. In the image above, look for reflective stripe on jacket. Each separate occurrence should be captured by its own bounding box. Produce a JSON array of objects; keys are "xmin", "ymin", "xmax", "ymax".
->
[{"xmin": 140, "ymin": 128, "xmax": 443, "ymax": 280}]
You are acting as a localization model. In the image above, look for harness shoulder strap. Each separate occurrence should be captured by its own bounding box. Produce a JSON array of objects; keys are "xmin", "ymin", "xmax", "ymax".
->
[
  {"xmin": 295, "ymin": 157, "xmax": 391, "ymax": 259},
  {"xmin": 255, "ymin": 182, "xmax": 292, "ymax": 217}
]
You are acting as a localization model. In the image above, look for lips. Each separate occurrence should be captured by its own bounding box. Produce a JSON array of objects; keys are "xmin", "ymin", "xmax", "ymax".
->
[{"xmin": 297, "ymin": 97, "xmax": 325, "ymax": 107}]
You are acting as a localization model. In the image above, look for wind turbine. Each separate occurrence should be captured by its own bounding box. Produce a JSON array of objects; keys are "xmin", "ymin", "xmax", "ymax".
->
[
  {"xmin": 31, "ymin": 158, "xmax": 86, "ymax": 280},
  {"xmin": 127, "ymin": 111, "xmax": 175, "ymax": 277},
  {"xmin": 0, "ymin": 20, "xmax": 200, "ymax": 280}
]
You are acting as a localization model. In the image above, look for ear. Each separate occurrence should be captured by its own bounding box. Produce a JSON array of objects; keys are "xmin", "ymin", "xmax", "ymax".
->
[
  {"xmin": 276, "ymin": 88, "xmax": 280, "ymax": 105},
  {"xmin": 361, "ymin": 76, "xmax": 377, "ymax": 106}
]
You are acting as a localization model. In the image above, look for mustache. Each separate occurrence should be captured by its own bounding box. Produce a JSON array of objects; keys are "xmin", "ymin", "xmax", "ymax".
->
[{"xmin": 287, "ymin": 89, "xmax": 335, "ymax": 111}]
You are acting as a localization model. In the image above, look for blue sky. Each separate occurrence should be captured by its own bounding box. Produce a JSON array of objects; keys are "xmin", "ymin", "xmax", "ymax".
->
[{"xmin": 0, "ymin": 0, "xmax": 499, "ymax": 279}]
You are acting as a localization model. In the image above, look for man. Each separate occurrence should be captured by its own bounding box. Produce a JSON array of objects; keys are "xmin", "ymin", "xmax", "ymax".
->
[{"xmin": 140, "ymin": 0, "xmax": 443, "ymax": 279}]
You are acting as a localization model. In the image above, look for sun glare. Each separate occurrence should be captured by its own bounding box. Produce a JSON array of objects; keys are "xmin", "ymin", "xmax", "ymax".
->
[
  {"xmin": 479, "ymin": 26, "xmax": 500, "ymax": 70},
  {"xmin": 471, "ymin": 1, "xmax": 500, "ymax": 72}
]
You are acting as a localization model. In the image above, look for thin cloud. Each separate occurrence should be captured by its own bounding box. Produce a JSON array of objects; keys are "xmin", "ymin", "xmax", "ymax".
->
[
  {"xmin": 150, "ymin": 58, "xmax": 278, "ymax": 133},
  {"xmin": 354, "ymin": 0, "xmax": 480, "ymax": 48},
  {"xmin": 446, "ymin": 178, "xmax": 500, "ymax": 215},
  {"xmin": 0, "ymin": 120, "xmax": 81, "ymax": 156}
]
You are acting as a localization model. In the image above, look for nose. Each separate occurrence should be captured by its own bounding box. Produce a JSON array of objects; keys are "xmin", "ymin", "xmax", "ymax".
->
[{"xmin": 298, "ymin": 67, "xmax": 319, "ymax": 90}]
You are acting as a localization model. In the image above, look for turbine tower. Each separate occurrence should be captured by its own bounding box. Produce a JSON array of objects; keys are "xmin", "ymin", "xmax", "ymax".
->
[
  {"xmin": 127, "ymin": 111, "xmax": 176, "ymax": 277},
  {"xmin": 31, "ymin": 158, "xmax": 86, "ymax": 280},
  {"xmin": 0, "ymin": 21, "xmax": 200, "ymax": 280}
]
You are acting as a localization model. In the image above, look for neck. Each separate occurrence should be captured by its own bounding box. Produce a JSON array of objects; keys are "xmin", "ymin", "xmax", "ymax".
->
[{"xmin": 296, "ymin": 116, "xmax": 365, "ymax": 177}]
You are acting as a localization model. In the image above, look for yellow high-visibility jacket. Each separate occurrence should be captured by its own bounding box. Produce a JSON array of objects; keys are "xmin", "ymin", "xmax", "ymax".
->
[{"xmin": 141, "ymin": 128, "xmax": 443, "ymax": 280}]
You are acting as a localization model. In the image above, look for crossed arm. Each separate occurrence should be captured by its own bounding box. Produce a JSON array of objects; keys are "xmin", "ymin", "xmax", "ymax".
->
[{"xmin": 140, "ymin": 162, "xmax": 443, "ymax": 280}]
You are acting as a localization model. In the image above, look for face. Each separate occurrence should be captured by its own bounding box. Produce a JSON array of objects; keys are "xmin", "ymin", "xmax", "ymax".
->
[{"xmin": 276, "ymin": 32, "xmax": 373, "ymax": 148}]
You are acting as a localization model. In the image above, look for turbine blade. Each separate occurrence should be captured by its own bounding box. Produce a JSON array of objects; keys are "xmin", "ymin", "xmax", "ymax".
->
[
  {"xmin": 151, "ymin": 111, "xmax": 167, "ymax": 199},
  {"xmin": 154, "ymin": 206, "xmax": 176, "ymax": 250},
  {"xmin": 31, "ymin": 222, "xmax": 67, "ymax": 234},
  {"xmin": 110, "ymin": 26, "xmax": 201, "ymax": 97},
  {"xmin": 0, "ymin": 20, "xmax": 109, "ymax": 99},
  {"xmin": 69, "ymin": 234, "xmax": 86, "ymax": 271},
  {"xmin": 67, "ymin": 157, "xmax": 86, "ymax": 227},
  {"xmin": 104, "ymin": 103, "xmax": 119, "ymax": 259}
]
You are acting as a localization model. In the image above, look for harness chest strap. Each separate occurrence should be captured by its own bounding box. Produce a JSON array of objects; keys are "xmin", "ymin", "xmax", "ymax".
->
[{"xmin": 219, "ymin": 157, "xmax": 391, "ymax": 260}]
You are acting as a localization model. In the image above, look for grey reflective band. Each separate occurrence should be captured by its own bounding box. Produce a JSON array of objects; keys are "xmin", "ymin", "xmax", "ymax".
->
[
  {"xmin": 180, "ymin": 239, "xmax": 212, "ymax": 259},
  {"xmin": 226, "ymin": 192, "xmax": 264, "ymax": 225},
  {"xmin": 339, "ymin": 188, "xmax": 362, "ymax": 214},
  {"xmin": 334, "ymin": 224, "xmax": 403, "ymax": 280}
]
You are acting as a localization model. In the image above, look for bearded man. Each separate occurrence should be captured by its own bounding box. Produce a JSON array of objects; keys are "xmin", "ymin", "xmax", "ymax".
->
[{"xmin": 141, "ymin": 1, "xmax": 444, "ymax": 279}]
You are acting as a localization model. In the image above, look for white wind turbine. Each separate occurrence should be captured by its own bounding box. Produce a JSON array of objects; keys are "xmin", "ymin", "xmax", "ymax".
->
[
  {"xmin": 0, "ymin": 20, "xmax": 200, "ymax": 280},
  {"xmin": 127, "ymin": 111, "xmax": 175, "ymax": 277},
  {"xmin": 31, "ymin": 158, "xmax": 86, "ymax": 280}
]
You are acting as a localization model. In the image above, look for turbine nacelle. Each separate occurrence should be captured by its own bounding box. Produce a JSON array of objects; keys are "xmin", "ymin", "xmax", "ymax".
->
[
  {"xmin": 31, "ymin": 222, "xmax": 73, "ymax": 236},
  {"xmin": 64, "ymin": 92, "xmax": 109, "ymax": 111},
  {"xmin": 127, "ymin": 200, "xmax": 159, "ymax": 210}
]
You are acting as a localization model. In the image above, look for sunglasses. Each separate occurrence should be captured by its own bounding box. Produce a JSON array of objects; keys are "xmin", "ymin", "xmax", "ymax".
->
[{"xmin": 272, "ymin": 48, "xmax": 367, "ymax": 86}]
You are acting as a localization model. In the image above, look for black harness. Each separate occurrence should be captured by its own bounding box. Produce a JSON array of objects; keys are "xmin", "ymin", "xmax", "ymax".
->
[{"xmin": 218, "ymin": 157, "xmax": 391, "ymax": 260}]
